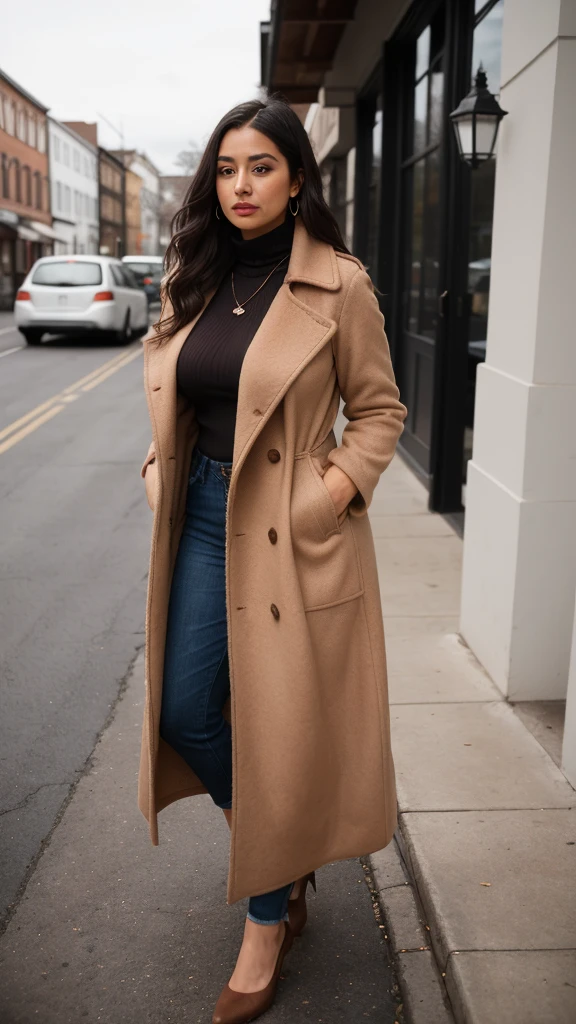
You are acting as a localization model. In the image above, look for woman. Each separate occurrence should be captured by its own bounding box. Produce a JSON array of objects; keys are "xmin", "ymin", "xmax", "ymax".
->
[{"xmin": 139, "ymin": 94, "xmax": 407, "ymax": 1023}]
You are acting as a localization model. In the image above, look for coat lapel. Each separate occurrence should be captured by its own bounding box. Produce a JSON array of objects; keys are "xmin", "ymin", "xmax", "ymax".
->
[
  {"xmin": 233, "ymin": 217, "xmax": 342, "ymax": 468},
  {"xmin": 147, "ymin": 216, "xmax": 343, "ymax": 471}
]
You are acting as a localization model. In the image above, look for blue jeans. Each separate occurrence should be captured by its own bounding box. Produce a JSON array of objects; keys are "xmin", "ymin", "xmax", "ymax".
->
[{"xmin": 160, "ymin": 446, "xmax": 295, "ymax": 925}]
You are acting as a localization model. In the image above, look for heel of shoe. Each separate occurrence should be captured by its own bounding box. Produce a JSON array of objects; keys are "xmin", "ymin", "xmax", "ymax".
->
[{"xmin": 309, "ymin": 870, "xmax": 317, "ymax": 893}]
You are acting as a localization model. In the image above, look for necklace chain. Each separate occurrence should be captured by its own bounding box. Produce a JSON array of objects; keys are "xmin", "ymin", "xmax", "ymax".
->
[{"xmin": 231, "ymin": 253, "xmax": 289, "ymax": 315}]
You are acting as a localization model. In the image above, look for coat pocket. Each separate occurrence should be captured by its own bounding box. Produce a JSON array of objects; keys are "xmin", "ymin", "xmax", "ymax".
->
[{"xmin": 290, "ymin": 453, "xmax": 364, "ymax": 611}]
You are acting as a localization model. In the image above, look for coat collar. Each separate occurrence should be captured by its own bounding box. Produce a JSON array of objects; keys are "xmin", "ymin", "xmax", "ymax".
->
[
  {"xmin": 147, "ymin": 218, "xmax": 342, "ymax": 474},
  {"xmin": 284, "ymin": 215, "xmax": 342, "ymax": 291}
]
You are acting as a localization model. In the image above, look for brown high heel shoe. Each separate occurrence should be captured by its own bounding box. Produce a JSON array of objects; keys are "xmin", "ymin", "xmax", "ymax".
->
[
  {"xmin": 212, "ymin": 919, "xmax": 293, "ymax": 1024},
  {"xmin": 287, "ymin": 870, "xmax": 317, "ymax": 938}
]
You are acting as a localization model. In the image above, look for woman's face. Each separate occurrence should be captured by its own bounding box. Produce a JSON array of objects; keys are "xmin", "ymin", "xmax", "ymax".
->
[{"xmin": 216, "ymin": 124, "xmax": 303, "ymax": 239}]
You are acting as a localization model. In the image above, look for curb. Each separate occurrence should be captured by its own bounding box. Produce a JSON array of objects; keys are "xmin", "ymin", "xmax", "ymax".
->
[{"xmin": 367, "ymin": 834, "xmax": 455, "ymax": 1024}]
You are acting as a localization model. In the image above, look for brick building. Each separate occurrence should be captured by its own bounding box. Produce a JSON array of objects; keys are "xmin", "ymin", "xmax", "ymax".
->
[{"xmin": 0, "ymin": 68, "xmax": 60, "ymax": 307}]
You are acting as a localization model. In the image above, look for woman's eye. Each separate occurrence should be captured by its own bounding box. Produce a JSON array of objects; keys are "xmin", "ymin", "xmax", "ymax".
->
[{"xmin": 254, "ymin": 165, "xmax": 271, "ymax": 174}]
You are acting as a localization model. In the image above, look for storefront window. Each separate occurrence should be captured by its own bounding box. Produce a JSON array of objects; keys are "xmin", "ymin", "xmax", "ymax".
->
[
  {"xmin": 464, "ymin": 0, "xmax": 504, "ymax": 475},
  {"xmin": 404, "ymin": 13, "xmax": 445, "ymax": 342}
]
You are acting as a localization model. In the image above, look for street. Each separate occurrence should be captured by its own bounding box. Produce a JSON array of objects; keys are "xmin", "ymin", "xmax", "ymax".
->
[
  {"xmin": 0, "ymin": 314, "xmax": 400, "ymax": 1022},
  {"xmin": 0, "ymin": 312, "xmax": 152, "ymax": 922}
]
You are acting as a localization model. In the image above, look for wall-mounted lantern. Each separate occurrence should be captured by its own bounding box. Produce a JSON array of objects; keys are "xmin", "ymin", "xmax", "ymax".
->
[{"xmin": 449, "ymin": 66, "xmax": 508, "ymax": 169}]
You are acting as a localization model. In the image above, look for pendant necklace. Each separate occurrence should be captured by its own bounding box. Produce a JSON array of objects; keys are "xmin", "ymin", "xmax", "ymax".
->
[{"xmin": 231, "ymin": 253, "xmax": 289, "ymax": 315}]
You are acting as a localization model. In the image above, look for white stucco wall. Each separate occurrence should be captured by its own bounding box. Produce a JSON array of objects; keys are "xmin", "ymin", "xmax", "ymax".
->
[
  {"xmin": 48, "ymin": 119, "xmax": 99, "ymax": 254},
  {"xmin": 460, "ymin": 0, "xmax": 576, "ymax": 701}
]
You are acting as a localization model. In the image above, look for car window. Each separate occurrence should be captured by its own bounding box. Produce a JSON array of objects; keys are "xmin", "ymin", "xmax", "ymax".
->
[
  {"xmin": 124, "ymin": 261, "xmax": 163, "ymax": 283},
  {"xmin": 31, "ymin": 261, "xmax": 103, "ymax": 286},
  {"xmin": 121, "ymin": 266, "xmax": 139, "ymax": 289},
  {"xmin": 109, "ymin": 265, "xmax": 125, "ymax": 287}
]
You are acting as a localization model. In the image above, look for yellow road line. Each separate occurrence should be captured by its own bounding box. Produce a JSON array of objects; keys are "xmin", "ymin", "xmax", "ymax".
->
[
  {"xmin": 81, "ymin": 347, "xmax": 143, "ymax": 391},
  {"xmin": 0, "ymin": 405, "xmax": 65, "ymax": 456},
  {"xmin": 0, "ymin": 344, "xmax": 143, "ymax": 454},
  {"xmin": 61, "ymin": 348, "xmax": 135, "ymax": 394},
  {"xmin": 0, "ymin": 346, "xmax": 140, "ymax": 443},
  {"xmin": 0, "ymin": 395, "xmax": 58, "ymax": 442}
]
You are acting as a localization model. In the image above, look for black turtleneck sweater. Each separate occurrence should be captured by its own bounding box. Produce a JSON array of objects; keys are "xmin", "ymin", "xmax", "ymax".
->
[{"xmin": 176, "ymin": 213, "xmax": 295, "ymax": 461}]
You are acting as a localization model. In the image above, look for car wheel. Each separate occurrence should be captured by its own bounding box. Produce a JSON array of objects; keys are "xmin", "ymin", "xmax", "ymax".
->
[
  {"xmin": 116, "ymin": 310, "xmax": 132, "ymax": 345},
  {"xmin": 21, "ymin": 329, "xmax": 43, "ymax": 346}
]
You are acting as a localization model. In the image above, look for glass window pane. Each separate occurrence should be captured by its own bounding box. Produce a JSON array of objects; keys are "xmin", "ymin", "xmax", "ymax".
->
[
  {"xmin": 416, "ymin": 25, "xmax": 430, "ymax": 80},
  {"xmin": 407, "ymin": 160, "xmax": 425, "ymax": 334},
  {"xmin": 366, "ymin": 96, "xmax": 383, "ymax": 275},
  {"xmin": 420, "ymin": 149, "xmax": 441, "ymax": 339},
  {"xmin": 413, "ymin": 77, "xmax": 428, "ymax": 153},
  {"xmin": 475, "ymin": 114, "xmax": 499, "ymax": 156},
  {"xmin": 472, "ymin": 0, "xmax": 504, "ymax": 95},
  {"xmin": 428, "ymin": 66, "xmax": 444, "ymax": 144},
  {"xmin": 372, "ymin": 103, "xmax": 382, "ymax": 185}
]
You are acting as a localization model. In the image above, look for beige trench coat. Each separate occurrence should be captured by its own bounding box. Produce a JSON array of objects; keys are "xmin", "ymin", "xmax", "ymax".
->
[{"xmin": 139, "ymin": 216, "xmax": 407, "ymax": 904}]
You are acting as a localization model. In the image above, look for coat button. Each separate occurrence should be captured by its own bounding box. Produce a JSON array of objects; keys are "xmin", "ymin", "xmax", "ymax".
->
[
  {"xmin": 267, "ymin": 448, "xmax": 281, "ymax": 463},
  {"xmin": 270, "ymin": 603, "xmax": 280, "ymax": 620},
  {"xmin": 268, "ymin": 527, "xmax": 277, "ymax": 544}
]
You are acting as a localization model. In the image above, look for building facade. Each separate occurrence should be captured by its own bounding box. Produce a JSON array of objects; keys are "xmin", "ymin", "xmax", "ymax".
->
[
  {"xmin": 262, "ymin": 0, "xmax": 576, "ymax": 780},
  {"xmin": 158, "ymin": 175, "xmax": 192, "ymax": 252},
  {"xmin": 0, "ymin": 69, "xmax": 57, "ymax": 308},
  {"xmin": 98, "ymin": 148, "xmax": 126, "ymax": 257},
  {"xmin": 63, "ymin": 123, "xmax": 127, "ymax": 259},
  {"xmin": 48, "ymin": 118, "xmax": 99, "ymax": 255},
  {"xmin": 110, "ymin": 149, "xmax": 160, "ymax": 255},
  {"xmin": 124, "ymin": 167, "xmax": 143, "ymax": 255}
]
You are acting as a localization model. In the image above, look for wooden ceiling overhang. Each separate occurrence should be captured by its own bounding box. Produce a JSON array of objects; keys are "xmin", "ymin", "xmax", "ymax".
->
[{"xmin": 264, "ymin": 0, "xmax": 359, "ymax": 103}]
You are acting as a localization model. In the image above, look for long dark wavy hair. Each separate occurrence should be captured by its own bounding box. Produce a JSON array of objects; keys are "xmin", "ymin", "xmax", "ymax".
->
[{"xmin": 149, "ymin": 92, "xmax": 351, "ymax": 345}]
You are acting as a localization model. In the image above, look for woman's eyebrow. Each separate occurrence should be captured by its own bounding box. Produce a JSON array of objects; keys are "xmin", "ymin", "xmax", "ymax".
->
[{"xmin": 217, "ymin": 153, "xmax": 279, "ymax": 163}]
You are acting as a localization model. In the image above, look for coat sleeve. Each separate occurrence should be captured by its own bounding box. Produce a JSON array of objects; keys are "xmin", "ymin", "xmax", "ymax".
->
[
  {"xmin": 326, "ymin": 266, "xmax": 408, "ymax": 517},
  {"xmin": 140, "ymin": 290, "xmax": 174, "ymax": 479}
]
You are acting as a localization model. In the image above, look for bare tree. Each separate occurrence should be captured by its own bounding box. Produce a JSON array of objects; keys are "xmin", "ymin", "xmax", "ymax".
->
[{"xmin": 174, "ymin": 140, "xmax": 204, "ymax": 176}]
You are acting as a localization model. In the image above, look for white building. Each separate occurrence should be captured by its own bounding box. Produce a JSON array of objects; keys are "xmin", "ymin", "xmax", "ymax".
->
[{"xmin": 48, "ymin": 119, "xmax": 99, "ymax": 255}]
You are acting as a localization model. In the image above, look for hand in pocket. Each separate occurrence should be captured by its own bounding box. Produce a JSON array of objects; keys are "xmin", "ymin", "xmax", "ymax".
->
[{"xmin": 144, "ymin": 459, "xmax": 158, "ymax": 511}]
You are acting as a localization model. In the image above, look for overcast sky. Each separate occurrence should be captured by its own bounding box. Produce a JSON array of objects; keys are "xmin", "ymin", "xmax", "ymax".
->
[{"xmin": 1, "ymin": 0, "xmax": 272, "ymax": 174}]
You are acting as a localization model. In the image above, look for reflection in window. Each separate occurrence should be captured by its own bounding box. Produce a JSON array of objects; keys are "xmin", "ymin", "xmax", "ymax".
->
[
  {"xmin": 413, "ymin": 79, "xmax": 428, "ymax": 152},
  {"xmin": 416, "ymin": 26, "xmax": 430, "ymax": 80},
  {"xmin": 366, "ymin": 94, "xmax": 383, "ymax": 277},
  {"xmin": 420, "ymin": 149, "xmax": 441, "ymax": 339},
  {"xmin": 408, "ymin": 162, "xmax": 425, "ymax": 334},
  {"xmin": 472, "ymin": 0, "xmax": 504, "ymax": 97},
  {"xmin": 404, "ymin": 10, "xmax": 445, "ymax": 341},
  {"xmin": 429, "ymin": 70, "xmax": 444, "ymax": 144}
]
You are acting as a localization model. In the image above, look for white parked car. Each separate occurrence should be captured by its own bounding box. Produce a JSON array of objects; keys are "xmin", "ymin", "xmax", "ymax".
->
[{"xmin": 14, "ymin": 255, "xmax": 150, "ymax": 346}]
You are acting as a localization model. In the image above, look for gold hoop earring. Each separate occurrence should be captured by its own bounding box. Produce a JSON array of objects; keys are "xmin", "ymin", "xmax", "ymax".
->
[
  {"xmin": 288, "ymin": 196, "xmax": 299, "ymax": 217},
  {"xmin": 215, "ymin": 204, "xmax": 221, "ymax": 220}
]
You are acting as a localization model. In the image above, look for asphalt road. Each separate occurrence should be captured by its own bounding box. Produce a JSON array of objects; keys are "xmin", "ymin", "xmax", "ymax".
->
[
  {"xmin": 0, "ymin": 311, "xmax": 400, "ymax": 1022},
  {"xmin": 0, "ymin": 312, "xmax": 153, "ymax": 919}
]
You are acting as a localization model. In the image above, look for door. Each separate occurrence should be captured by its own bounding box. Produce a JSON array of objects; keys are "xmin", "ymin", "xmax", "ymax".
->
[{"xmin": 399, "ymin": 6, "xmax": 446, "ymax": 476}]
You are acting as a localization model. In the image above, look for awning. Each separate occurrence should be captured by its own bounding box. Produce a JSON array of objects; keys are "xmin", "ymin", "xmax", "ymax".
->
[
  {"xmin": 28, "ymin": 220, "xmax": 68, "ymax": 243},
  {"xmin": 261, "ymin": 0, "xmax": 360, "ymax": 103},
  {"xmin": 17, "ymin": 224, "xmax": 43, "ymax": 242}
]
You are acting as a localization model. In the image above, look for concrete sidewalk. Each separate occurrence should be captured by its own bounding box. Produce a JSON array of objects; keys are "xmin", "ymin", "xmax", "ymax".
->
[
  {"xmin": 0, "ymin": 648, "xmax": 400, "ymax": 1024},
  {"xmin": 368, "ymin": 454, "xmax": 576, "ymax": 1024}
]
